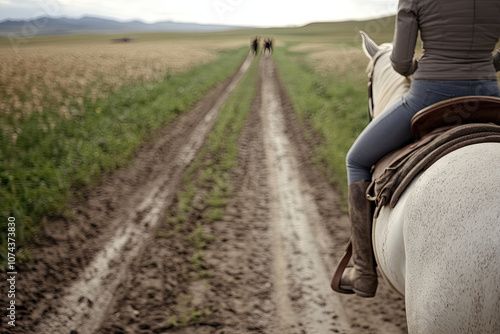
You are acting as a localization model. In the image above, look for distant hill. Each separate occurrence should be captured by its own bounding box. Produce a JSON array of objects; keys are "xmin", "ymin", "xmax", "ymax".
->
[{"xmin": 0, "ymin": 16, "xmax": 247, "ymax": 36}]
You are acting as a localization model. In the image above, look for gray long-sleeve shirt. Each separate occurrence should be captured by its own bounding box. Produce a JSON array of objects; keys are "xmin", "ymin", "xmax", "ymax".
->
[{"xmin": 390, "ymin": 0, "xmax": 500, "ymax": 80}]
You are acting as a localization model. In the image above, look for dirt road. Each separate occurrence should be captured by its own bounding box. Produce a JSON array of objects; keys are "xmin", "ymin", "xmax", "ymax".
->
[{"xmin": 3, "ymin": 55, "xmax": 407, "ymax": 333}]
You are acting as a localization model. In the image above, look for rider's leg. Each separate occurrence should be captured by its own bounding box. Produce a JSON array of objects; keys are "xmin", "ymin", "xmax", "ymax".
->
[
  {"xmin": 346, "ymin": 98, "xmax": 416, "ymax": 184},
  {"xmin": 338, "ymin": 178, "xmax": 377, "ymax": 297},
  {"xmin": 336, "ymin": 97, "xmax": 416, "ymax": 297}
]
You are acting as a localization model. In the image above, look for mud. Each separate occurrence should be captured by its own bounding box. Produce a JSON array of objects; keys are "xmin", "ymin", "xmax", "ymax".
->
[
  {"xmin": 2, "ymin": 53, "xmax": 253, "ymax": 334},
  {"xmin": 2, "ymin": 54, "xmax": 407, "ymax": 334}
]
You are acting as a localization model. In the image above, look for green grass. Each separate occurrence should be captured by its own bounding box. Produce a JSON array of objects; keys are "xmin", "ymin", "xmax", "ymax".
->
[
  {"xmin": 273, "ymin": 44, "xmax": 370, "ymax": 204},
  {"xmin": 169, "ymin": 52, "xmax": 258, "ymax": 267},
  {"xmin": 168, "ymin": 51, "xmax": 258, "ymax": 238},
  {"xmin": 173, "ymin": 54, "xmax": 258, "ymax": 226},
  {"xmin": 0, "ymin": 46, "xmax": 249, "ymax": 269},
  {"xmin": 166, "ymin": 293, "xmax": 212, "ymax": 328}
]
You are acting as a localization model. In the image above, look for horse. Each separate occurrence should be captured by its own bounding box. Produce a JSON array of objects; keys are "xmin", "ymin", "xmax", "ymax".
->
[
  {"xmin": 263, "ymin": 38, "xmax": 273, "ymax": 55},
  {"xmin": 251, "ymin": 36, "xmax": 259, "ymax": 55},
  {"xmin": 251, "ymin": 36, "xmax": 260, "ymax": 55},
  {"xmin": 360, "ymin": 31, "xmax": 500, "ymax": 333}
]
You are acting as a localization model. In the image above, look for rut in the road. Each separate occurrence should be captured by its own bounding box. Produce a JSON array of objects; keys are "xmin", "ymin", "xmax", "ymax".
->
[
  {"xmin": 259, "ymin": 56, "xmax": 408, "ymax": 334},
  {"xmin": 28, "ymin": 53, "xmax": 255, "ymax": 334},
  {"xmin": 259, "ymin": 56, "xmax": 352, "ymax": 333},
  {"xmin": 264, "ymin": 56, "xmax": 408, "ymax": 334},
  {"xmin": 14, "ymin": 52, "xmax": 407, "ymax": 334},
  {"xmin": 98, "ymin": 55, "xmax": 407, "ymax": 334}
]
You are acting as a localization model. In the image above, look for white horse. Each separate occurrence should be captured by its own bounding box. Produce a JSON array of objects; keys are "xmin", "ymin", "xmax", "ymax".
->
[{"xmin": 360, "ymin": 32, "xmax": 500, "ymax": 333}]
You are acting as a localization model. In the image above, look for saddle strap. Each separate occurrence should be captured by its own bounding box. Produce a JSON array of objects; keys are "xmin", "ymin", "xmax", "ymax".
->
[
  {"xmin": 331, "ymin": 241, "xmax": 354, "ymax": 294},
  {"xmin": 390, "ymin": 126, "xmax": 500, "ymax": 208}
]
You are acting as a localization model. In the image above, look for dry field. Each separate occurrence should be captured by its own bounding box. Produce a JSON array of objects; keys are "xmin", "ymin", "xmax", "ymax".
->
[
  {"xmin": 0, "ymin": 38, "xmax": 246, "ymax": 125},
  {"xmin": 0, "ymin": 34, "xmax": 249, "ymax": 266},
  {"xmin": 289, "ymin": 42, "xmax": 367, "ymax": 78}
]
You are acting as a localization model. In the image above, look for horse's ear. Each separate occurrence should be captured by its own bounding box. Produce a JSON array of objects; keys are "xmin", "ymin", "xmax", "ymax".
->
[{"xmin": 360, "ymin": 31, "xmax": 380, "ymax": 58}]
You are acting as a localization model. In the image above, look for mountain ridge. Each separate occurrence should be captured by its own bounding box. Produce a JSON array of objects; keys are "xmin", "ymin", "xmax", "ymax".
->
[{"xmin": 0, "ymin": 15, "xmax": 249, "ymax": 36}]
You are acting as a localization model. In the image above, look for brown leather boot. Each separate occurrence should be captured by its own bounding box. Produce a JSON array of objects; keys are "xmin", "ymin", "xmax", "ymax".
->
[{"xmin": 332, "ymin": 179, "xmax": 377, "ymax": 298}]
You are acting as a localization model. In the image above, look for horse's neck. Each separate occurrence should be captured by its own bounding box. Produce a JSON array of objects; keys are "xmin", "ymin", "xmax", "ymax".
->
[{"xmin": 372, "ymin": 53, "xmax": 411, "ymax": 118}]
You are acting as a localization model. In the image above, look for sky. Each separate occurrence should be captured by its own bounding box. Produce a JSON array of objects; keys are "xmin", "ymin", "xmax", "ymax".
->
[{"xmin": 0, "ymin": 0, "xmax": 397, "ymax": 27}]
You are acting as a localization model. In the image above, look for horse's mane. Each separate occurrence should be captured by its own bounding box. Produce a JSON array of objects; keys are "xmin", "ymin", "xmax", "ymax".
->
[
  {"xmin": 368, "ymin": 43, "xmax": 411, "ymax": 118},
  {"xmin": 366, "ymin": 43, "xmax": 392, "ymax": 76}
]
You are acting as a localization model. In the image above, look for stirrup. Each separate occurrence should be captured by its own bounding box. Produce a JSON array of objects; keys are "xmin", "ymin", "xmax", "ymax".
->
[{"xmin": 331, "ymin": 241, "xmax": 354, "ymax": 294}]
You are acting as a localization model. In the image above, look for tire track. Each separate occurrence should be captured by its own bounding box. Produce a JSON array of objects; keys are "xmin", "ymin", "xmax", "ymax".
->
[
  {"xmin": 34, "ymin": 52, "xmax": 255, "ymax": 334},
  {"xmin": 259, "ymin": 56, "xmax": 352, "ymax": 333},
  {"xmin": 23, "ymin": 50, "xmax": 407, "ymax": 334},
  {"xmin": 260, "ymin": 55, "xmax": 407, "ymax": 333}
]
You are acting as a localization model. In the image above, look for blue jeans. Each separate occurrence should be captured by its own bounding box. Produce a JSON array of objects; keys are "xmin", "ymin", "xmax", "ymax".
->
[{"xmin": 346, "ymin": 79, "xmax": 500, "ymax": 184}]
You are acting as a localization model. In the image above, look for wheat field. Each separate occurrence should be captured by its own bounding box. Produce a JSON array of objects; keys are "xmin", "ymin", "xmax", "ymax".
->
[
  {"xmin": 0, "ymin": 33, "xmax": 250, "ymax": 263},
  {"xmin": 0, "ymin": 38, "xmax": 246, "ymax": 132}
]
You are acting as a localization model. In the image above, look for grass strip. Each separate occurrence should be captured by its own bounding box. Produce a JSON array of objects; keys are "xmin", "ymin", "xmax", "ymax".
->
[
  {"xmin": 160, "ymin": 54, "xmax": 259, "ymax": 328},
  {"xmin": 0, "ymin": 47, "xmax": 249, "ymax": 268},
  {"xmin": 168, "ymin": 52, "xmax": 258, "ymax": 263}
]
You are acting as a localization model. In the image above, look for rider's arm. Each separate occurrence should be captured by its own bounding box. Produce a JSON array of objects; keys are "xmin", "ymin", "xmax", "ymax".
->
[
  {"xmin": 494, "ymin": 49, "xmax": 500, "ymax": 72},
  {"xmin": 390, "ymin": 0, "xmax": 419, "ymax": 77}
]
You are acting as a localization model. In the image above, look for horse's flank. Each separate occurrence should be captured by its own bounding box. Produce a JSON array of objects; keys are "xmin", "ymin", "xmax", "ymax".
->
[{"xmin": 384, "ymin": 143, "xmax": 500, "ymax": 332}]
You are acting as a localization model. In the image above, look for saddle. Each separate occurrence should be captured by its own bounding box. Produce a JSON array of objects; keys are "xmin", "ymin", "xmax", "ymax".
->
[{"xmin": 368, "ymin": 96, "xmax": 500, "ymax": 217}]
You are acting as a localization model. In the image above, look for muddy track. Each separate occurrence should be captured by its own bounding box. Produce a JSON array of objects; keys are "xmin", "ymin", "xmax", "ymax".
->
[
  {"xmin": 98, "ymin": 56, "xmax": 407, "ymax": 333},
  {"xmin": 263, "ymin": 57, "xmax": 408, "ymax": 334},
  {"xmin": 3, "ymin": 54, "xmax": 408, "ymax": 334},
  {"xmin": 2, "ymin": 53, "xmax": 253, "ymax": 334}
]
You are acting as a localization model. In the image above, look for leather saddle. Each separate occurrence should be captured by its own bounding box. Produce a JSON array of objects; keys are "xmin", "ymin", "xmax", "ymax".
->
[
  {"xmin": 411, "ymin": 96, "xmax": 500, "ymax": 138},
  {"xmin": 368, "ymin": 96, "xmax": 500, "ymax": 217}
]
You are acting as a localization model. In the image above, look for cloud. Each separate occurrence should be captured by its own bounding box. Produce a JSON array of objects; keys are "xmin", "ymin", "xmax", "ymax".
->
[{"xmin": 0, "ymin": 0, "xmax": 398, "ymax": 26}]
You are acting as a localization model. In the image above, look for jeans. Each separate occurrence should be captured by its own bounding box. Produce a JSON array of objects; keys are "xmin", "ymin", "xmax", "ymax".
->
[{"xmin": 346, "ymin": 79, "xmax": 500, "ymax": 184}]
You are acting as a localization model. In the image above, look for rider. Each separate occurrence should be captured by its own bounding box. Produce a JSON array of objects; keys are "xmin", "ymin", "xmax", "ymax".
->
[{"xmin": 333, "ymin": 0, "xmax": 500, "ymax": 298}]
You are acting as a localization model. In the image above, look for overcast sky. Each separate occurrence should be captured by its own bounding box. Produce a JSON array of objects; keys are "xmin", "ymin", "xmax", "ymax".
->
[{"xmin": 0, "ymin": 0, "xmax": 397, "ymax": 27}]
